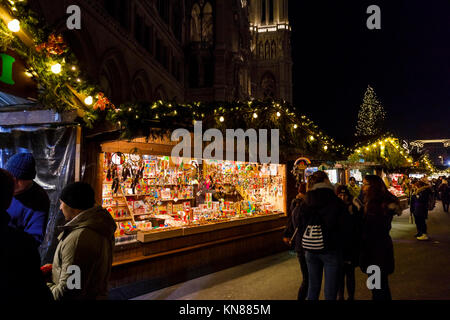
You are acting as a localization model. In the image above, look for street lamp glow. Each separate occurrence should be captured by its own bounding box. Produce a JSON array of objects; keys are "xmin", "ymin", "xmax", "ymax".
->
[
  {"xmin": 8, "ymin": 19, "xmax": 20, "ymax": 32},
  {"xmin": 51, "ymin": 63, "xmax": 62, "ymax": 74}
]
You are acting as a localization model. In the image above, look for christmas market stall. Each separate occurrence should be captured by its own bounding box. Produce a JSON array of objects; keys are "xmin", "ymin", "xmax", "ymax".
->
[{"xmin": 343, "ymin": 136, "xmax": 415, "ymax": 210}]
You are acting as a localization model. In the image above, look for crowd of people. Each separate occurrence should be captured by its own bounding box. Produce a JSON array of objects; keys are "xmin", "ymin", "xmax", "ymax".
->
[
  {"xmin": 284, "ymin": 171, "xmax": 401, "ymax": 301},
  {"xmin": 1, "ymin": 153, "xmax": 116, "ymax": 301},
  {"xmin": 398, "ymin": 174, "xmax": 449, "ymax": 240},
  {"xmin": 283, "ymin": 170, "xmax": 450, "ymax": 301}
]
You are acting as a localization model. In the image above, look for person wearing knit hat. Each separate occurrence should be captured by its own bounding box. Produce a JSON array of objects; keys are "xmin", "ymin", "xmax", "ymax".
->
[
  {"xmin": 4, "ymin": 153, "xmax": 50, "ymax": 247},
  {"xmin": 46, "ymin": 182, "xmax": 116, "ymax": 300}
]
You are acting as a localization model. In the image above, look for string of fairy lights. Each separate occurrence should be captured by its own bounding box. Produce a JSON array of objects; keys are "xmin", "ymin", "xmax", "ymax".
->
[{"xmin": 350, "ymin": 136, "xmax": 439, "ymax": 173}]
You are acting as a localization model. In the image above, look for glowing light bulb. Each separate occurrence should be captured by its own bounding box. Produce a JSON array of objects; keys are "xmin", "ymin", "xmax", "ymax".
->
[
  {"xmin": 294, "ymin": 124, "xmax": 298, "ymax": 129},
  {"xmin": 219, "ymin": 116, "xmax": 224, "ymax": 122},
  {"xmin": 309, "ymin": 136, "xmax": 315, "ymax": 141},
  {"xmin": 8, "ymin": 19, "xmax": 20, "ymax": 32},
  {"xmin": 253, "ymin": 113, "xmax": 258, "ymax": 119},
  {"xmin": 84, "ymin": 96, "xmax": 93, "ymax": 105},
  {"xmin": 51, "ymin": 63, "xmax": 62, "ymax": 74},
  {"xmin": 323, "ymin": 145, "xmax": 328, "ymax": 151},
  {"xmin": 276, "ymin": 112, "xmax": 281, "ymax": 117}
]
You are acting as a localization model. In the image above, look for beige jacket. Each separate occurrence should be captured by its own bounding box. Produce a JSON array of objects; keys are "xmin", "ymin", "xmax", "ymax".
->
[{"xmin": 48, "ymin": 206, "xmax": 116, "ymax": 300}]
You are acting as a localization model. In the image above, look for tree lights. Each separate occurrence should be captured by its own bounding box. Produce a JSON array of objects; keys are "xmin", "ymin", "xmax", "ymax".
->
[{"xmin": 355, "ymin": 85, "xmax": 387, "ymax": 137}]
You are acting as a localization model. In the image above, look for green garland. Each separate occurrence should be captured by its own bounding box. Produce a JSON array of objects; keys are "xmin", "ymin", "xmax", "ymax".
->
[{"xmin": 347, "ymin": 134, "xmax": 414, "ymax": 170}]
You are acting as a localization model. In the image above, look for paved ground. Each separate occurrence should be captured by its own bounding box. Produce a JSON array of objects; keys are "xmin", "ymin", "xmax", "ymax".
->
[{"xmin": 133, "ymin": 201, "xmax": 450, "ymax": 300}]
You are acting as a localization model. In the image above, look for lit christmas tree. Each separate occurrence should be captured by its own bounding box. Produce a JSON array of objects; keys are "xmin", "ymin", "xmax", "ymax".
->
[{"xmin": 355, "ymin": 85, "xmax": 386, "ymax": 137}]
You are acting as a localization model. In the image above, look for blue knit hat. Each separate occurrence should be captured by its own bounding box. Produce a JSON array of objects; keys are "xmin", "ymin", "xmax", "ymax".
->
[{"xmin": 5, "ymin": 153, "xmax": 36, "ymax": 180}]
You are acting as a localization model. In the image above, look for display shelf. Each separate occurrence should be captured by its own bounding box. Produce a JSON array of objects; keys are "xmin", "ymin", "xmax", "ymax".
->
[
  {"xmin": 114, "ymin": 217, "xmax": 133, "ymax": 221},
  {"xmin": 160, "ymin": 198, "xmax": 195, "ymax": 202}
]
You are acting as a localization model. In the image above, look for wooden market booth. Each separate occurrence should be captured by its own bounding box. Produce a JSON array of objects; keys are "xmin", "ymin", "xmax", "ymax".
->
[{"xmin": 82, "ymin": 129, "xmax": 289, "ymax": 298}]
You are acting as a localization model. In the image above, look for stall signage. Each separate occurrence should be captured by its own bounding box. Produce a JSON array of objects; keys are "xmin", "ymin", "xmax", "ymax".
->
[
  {"xmin": 0, "ymin": 50, "xmax": 37, "ymax": 99},
  {"xmin": 294, "ymin": 157, "xmax": 311, "ymax": 170}
]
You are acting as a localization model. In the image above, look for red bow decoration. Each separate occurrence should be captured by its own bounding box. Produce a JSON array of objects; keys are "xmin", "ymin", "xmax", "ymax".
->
[
  {"xmin": 36, "ymin": 34, "xmax": 67, "ymax": 56},
  {"xmin": 93, "ymin": 92, "xmax": 115, "ymax": 111}
]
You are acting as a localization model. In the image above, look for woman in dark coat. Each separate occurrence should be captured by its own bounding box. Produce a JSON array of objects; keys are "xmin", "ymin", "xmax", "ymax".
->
[
  {"xmin": 336, "ymin": 185, "xmax": 363, "ymax": 300},
  {"xmin": 360, "ymin": 175, "xmax": 402, "ymax": 301},
  {"xmin": 410, "ymin": 181, "xmax": 432, "ymax": 240},
  {"xmin": 438, "ymin": 179, "xmax": 449, "ymax": 212},
  {"xmin": 283, "ymin": 182, "xmax": 308, "ymax": 300}
]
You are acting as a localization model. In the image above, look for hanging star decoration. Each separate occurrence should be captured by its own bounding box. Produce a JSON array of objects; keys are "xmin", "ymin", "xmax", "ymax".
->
[
  {"xmin": 93, "ymin": 92, "xmax": 115, "ymax": 111},
  {"xmin": 35, "ymin": 34, "xmax": 67, "ymax": 56}
]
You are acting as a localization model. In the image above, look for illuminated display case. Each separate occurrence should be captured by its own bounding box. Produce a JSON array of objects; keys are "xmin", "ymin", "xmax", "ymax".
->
[{"xmin": 101, "ymin": 152, "xmax": 287, "ymax": 244}]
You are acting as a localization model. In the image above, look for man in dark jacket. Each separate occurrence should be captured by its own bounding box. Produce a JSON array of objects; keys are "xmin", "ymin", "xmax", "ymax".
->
[
  {"xmin": 46, "ymin": 182, "xmax": 117, "ymax": 300},
  {"xmin": 0, "ymin": 169, "xmax": 53, "ymax": 301},
  {"xmin": 411, "ymin": 181, "xmax": 431, "ymax": 240},
  {"xmin": 4, "ymin": 153, "xmax": 50, "ymax": 246},
  {"xmin": 294, "ymin": 171, "xmax": 353, "ymax": 300}
]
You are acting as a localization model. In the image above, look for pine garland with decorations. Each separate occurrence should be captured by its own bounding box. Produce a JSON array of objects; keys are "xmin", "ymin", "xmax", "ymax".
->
[
  {"xmin": 107, "ymin": 99, "xmax": 352, "ymax": 159},
  {"xmin": 0, "ymin": 0, "xmax": 352, "ymax": 159},
  {"xmin": 347, "ymin": 134, "xmax": 415, "ymax": 170},
  {"xmin": 355, "ymin": 85, "xmax": 387, "ymax": 138}
]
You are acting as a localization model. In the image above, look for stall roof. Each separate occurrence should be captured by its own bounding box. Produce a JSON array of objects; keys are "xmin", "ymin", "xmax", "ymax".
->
[{"xmin": 0, "ymin": 91, "xmax": 37, "ymax": 109}]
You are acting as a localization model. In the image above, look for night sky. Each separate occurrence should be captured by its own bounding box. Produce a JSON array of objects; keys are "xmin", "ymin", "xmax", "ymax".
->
[{"xmin": 289, "ymin": 0, "xmax": 450, "ymax": 145}]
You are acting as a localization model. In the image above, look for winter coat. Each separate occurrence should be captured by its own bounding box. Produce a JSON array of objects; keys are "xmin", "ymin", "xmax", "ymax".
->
[
  {"xmin": 291, "ymin": 183, "xmax": 353, "ymax": 253},
  {"xmin": 7, "ymin": 182, "xmax": 50, "ymax": 246},
  {"xmin": 284, "ymin": 196, "xmax": 305, "ymax": 251},
  {"xmin": 342, "ymin": 198, "xmax": 363, "ymax": 265},
  {"xmin": 438, "ymin": 183, "xmax": 449, "ymax": 203},
  {"xmin": 0, "ymin": 211, "xmax": 53, "ymax": 301},
  {"xmin": 411, "ymin": 186, "xmax": 431, "ymax": 218},
  {"xmin": 47, "ymin": 205, "xmax": 116, "ymax": 300},
  {"xmin": 359, "ymin": 197, "xmax": 401, "ymax": 275}
]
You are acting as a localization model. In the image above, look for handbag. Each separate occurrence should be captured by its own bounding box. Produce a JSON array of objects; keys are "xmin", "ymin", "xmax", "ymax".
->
[{"xmin": 301, "ymin": 213, "xmax": 325, "ymax": 251}]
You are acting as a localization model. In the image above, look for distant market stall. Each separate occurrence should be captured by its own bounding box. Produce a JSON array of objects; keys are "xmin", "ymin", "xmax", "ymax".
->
[{"xmin": 341, "ymin": 136, "xmax": 417, "ymax": 209}]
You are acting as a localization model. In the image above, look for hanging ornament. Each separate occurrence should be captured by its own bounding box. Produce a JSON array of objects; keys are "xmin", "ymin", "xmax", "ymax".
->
[
  {"xmin": 93, "ymin": 92, "xmax": 115, "ymax": 111},
  {"xmin": 36, "ymin": 34, "xmax": 67, "ymax": 56}
]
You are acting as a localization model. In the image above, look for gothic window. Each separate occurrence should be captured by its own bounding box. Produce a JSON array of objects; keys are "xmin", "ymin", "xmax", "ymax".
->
[
  {"xmin": 265, "ymin": 40, "xmax": 270, "ymax": 59},
  {"xmin": 131, "ymin": 78, "xmax": 146, "ymax": 102},
  {"xmin": 190, "ymin": 4, "xmax": 201, "ymax": 42},
  {"xmin": 202, "ymin": 2, "xmax": 213, "ymax": 44},
  {"xmin": 258, "ymin": 42, "xmax": 264, "ymax": 58},
  {"xmin": 261, "ymin": 72, "xmax": 276, "ymax": 99},
  {"xmin": 271, "ymin": 40, "xmax": 276, "ymax": 59},
  {"xmin": 269, "ymin": 0, "xmax": 274, "ymax": 23},
  {"xmin": 261, "ymin": 0, "xmax": 266, "ymax": 24},
  {"xmin": 190, "ymin": 1, "xmax": 214, "ymax": 45}
]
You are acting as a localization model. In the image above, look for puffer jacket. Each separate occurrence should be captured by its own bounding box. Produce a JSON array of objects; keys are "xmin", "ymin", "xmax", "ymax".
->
[
  {"xmin": 48, "ymin": 205, "xmax": 116, "ymax": 300},
  {"xmin": 7, "ymin": 182, "xmax": 50, "ymax": 246}
]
